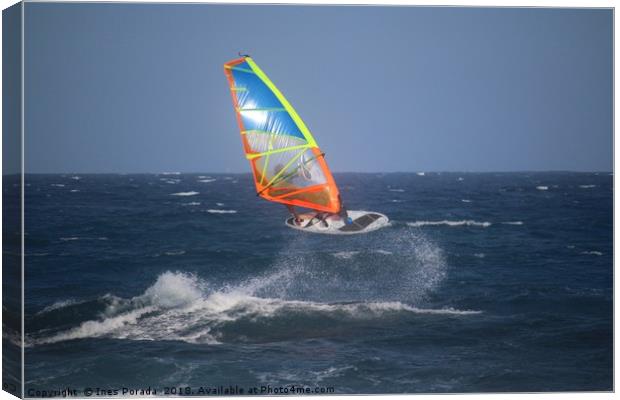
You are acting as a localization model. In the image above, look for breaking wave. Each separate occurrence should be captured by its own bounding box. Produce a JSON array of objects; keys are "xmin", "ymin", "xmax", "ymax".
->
[{"xmin": 29, "ymin": 228, "xmax": 478, "ymax": 347}]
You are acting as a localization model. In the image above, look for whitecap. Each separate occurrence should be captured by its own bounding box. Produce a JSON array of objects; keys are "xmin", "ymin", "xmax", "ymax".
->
[
  {"xmin": 388, "ymin": 188, "xmax": 405, "ymax": 192},
  {"xmin": 416, "ymin": 172, "xmax": 425, "ymax": 176},
  {"xmin": 536, "ymin": 186, "xmax": 549, "ymax": 191},
  {"xmin": 579, "ymin": 185, "xmax": 596, "ymax": 189},
  {"xmin": 51, "ymin": 184, "xmax": 65, "ymax": 187},
  {"xmin": 171, "ymin": 191, "xmax": 199, "ymax": 196},
  {"xmin": 36, "ymin": 299, "xmax": 83, "ymax": 315},
  {"xmin": 198, "ymin": 179, "xmax": 217, "ymax": 183},
  {"xmin": 407, "ymin": 220, "xmax": 491, "ymax": 228},
  {"xmin": 461, "ymin": 199, "xmax": 472, "ymax": 203},
  {"xmin": 206, "ymin": 209, "xmax": 237, "ymax": 214},
  {"xmin": 581, "ymin": 251, "xmax": 603, "ymax": 256},
  {"xmin": 501, "ymin": 221, "xmax": 523, "ymax": 225},
  {"xmin": 332, "ymin": 251, "xmax": 359, "ymax": 260},
  {"xmin": 164, "ymin": 250, "xmax": 186, "ymax": 256}
]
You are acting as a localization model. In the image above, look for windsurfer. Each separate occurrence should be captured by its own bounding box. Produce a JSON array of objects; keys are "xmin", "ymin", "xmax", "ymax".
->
[
  {"xmin": 286, "ymin": 204, "xmax": 303, "ymax": 225},
  {"xmin": 337, "ymin": 194, "xmax": 353, "ymax": 224}
]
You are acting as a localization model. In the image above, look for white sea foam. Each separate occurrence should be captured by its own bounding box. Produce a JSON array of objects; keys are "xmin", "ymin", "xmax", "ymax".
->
[
  {"xmin": 457, "ymin": 177, "xmax": 464, "ymax": 181},
  {"xmin": 171, "ymin": 191, "xmax": 199, "ymax": 196},
  {"xmin": 161, "ymin": 172, "xmax": 181, "ymax": 175},
  {"xmin": 388, "ymin": 188, "xmax": 405, "ymax": 192},
  {"xmin": 581, "ymin": 251, "xmax": 603, "ymax": 256},
  {"xmin": 473, "ymin": 253, "xmax": 485, "ymax": 258},
  {"xmin": 461, "ymin": 199, "xmax": 472, "ymax": 203},
  {"xmin": 536, "ymin": 186, "xmax": 549, "ymax": 191},
  {"xmin": 70, "ymin": 189, "xmax": 80, "ymax": 193},
  {"xmin": 332, "ymin": 251, "xmax": 359, "ymax": 260},
  {"xmin": 181, "ymin": 202, "xmax": 201, "ymax": 206},
  {"xmin": 164, "ymin": 250, "xmax": 186, "ymax": 256},
  {"xmin": 373, "ymin": 249, "xmax": 393, "ymax": 255},
  {"xmin": 407, "ymin": 220, "xmax": 491, "ymax": 228},
  {"xmin": 216, "ymin": 203, "xmax": 225, "ymax": 206},
  {"xmin": 416, "ymin": 172, "xmax": 425, "ymax": 176},
  {"xmin": 198, "ymin": 179, "xmax": 217, "ymax": 183},
  {"xmin": 206, "ymin": 209, "xmax": 237, "ymax": 214},
  {"xmin": 579, "ymin": 185, "xmax": 596, "ymax": 189},
  {"xmin": 36, "ymin": 299, "xmax": 83, "ymax": 315},
  {"xmin": 51, "ymin": 184, "xmax": 65, "ymax": 187},
  {"xmin": 60, "ymin": 237, "xmax": 80, "ymax": 241},
  {"xmin": 71, "ymin": 176, "xmax": 81, "ymax": 180},
  {"xmin": 502, "ymin": 221, "xmax": 524, "ymax": 225},
  {"xmin": 30, "ymin": 270, "xmax": 480, "ymax": 347}
]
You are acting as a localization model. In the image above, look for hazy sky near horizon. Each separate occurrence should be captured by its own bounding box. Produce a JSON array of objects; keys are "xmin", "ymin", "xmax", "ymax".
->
[{"xmin": 22, "ymin": 4, "xmax": 612, "ymax": 173}]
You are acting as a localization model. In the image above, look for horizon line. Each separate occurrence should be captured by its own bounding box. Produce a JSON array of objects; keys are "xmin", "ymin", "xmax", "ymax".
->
[{"xmin": 4, "ymin": 170, "xmax": 614, "ymax": 175}]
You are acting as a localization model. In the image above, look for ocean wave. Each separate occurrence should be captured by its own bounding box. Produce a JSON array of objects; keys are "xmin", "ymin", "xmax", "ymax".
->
[
  {"xmin": 416, "ymin": 172, "xmax": 425, "ymax": 176},
  {"xmin": 206, "ymin": 209, "xmax": 237, "ymax": 214},
  {"xmin": 164, "ymin": 250, "xmax": 186, "ymax": 256},
  {"xmin": 501, "ymin": 221, "xmax": 524, "ymax": 225},
  {"xmin": 28, "ymin": 271, "xmax": 480, "ymax": 347},
  {"xmin": 36, "ymin": 299, "xmax": 84, "ymax": 315},
  {"xmin": 51, "ymin": 184, "xmax": 65, "ymax": 187},
  {"xmin": 581, "ymin": 251, "xmax": 603, "ymax": 256},
  {"xmin": 579, "ymin": 185, "xmax": 596, "ymax": 189},
  {"xmin": 181, "ymin": 202, "xmax": 201, "ymax": 206},
  {"xmin": 388, "ymin": 188, "xmax": 405, "ymax": 192},
  {"xmin": 171, "ymin": 191, "xmax": 199, "ymax": 196},
  {"xmin": 60, "ymin": 236, "xmax": 107, "ymax": 241},
  {"xmin": 332, "ymin": 251, "xmax": 359, "ymax": 260},
  {"xmin": 461, "ymin": 199, "xmax": 472, "ymax": 203},
  {"xmin": 536, "ymin": 186, "xmax": 549, "ymax": 191},
  {"xmin": 198, "ymin": 179, "xmax": 217, "ymax": 183},
  {"xmin": 407, "ymin": 220, "xmax": 491, "ymax": 228}
]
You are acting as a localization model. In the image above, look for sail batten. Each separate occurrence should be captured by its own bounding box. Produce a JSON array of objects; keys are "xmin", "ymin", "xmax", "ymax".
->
[{"xmin": 224, "ymin": 56, "xmax": 340, "ymax": 213}]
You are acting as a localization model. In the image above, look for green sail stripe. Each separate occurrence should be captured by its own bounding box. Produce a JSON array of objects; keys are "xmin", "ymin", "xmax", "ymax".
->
[
  {"xmin": 263, "ymin": 149, "xmax": 305, "ymax": 189},
  {"xmin": 246, "ymin": 144, "xmax": 311, "ymax": 160}
]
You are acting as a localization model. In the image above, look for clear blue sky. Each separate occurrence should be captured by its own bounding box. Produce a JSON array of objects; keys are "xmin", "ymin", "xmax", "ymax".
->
[{"xmin": 23, "ymin": 4, "xmax": 612, "ymax": 173}]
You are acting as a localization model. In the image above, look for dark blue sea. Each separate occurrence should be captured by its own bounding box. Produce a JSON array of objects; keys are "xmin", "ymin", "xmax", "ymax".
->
[{"xmin": 15, "ymin": 172, "xmax": 613, "ymax": 394}]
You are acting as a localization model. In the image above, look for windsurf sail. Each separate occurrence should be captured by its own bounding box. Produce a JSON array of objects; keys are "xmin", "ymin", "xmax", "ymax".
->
[{"xmin": 224, "ymin": 56, "xmax": 341, "ymax": 213}]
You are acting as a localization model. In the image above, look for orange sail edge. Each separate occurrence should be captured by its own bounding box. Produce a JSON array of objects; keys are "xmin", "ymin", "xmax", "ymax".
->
[
  {"xmin": 249, "ymin": 148, "xmax": 341, "ymax": 214},
  {"xmin": 261, "ymin": 184, "xmax": 340, "ymax": 214}
]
